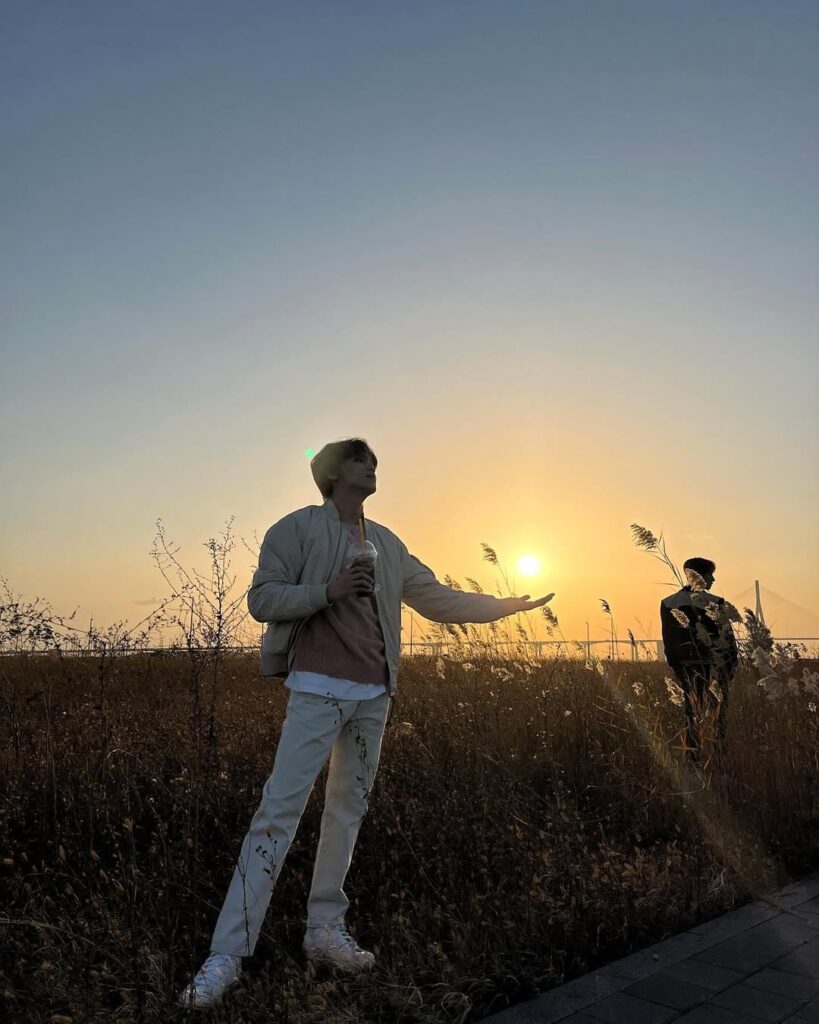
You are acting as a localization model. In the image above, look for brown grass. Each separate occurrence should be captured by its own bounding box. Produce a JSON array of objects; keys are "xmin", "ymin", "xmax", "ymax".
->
[{"xmin": 0, "ymin": 650, "xmax": 817, "ymax": 1023}]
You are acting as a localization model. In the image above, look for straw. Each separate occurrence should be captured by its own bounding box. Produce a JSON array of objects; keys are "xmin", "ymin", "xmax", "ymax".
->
[{"xmin": 358, "ymin": 516, "xmax": 366, "ymax": 553}]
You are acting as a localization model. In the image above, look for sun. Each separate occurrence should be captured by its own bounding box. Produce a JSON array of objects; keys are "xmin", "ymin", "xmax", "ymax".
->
[{"xmin": 517, "ymin": 555, "xmax": 540, "ymax": 577}]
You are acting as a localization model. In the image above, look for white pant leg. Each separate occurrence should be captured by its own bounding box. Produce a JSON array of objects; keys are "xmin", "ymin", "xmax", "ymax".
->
[
  {"xmin": 210, "ymin": 690, "xmax": 357, "ymax": 957},
  {"xmin": 306, "ymin": 692, "xmax": 391, "ymax": 928}
]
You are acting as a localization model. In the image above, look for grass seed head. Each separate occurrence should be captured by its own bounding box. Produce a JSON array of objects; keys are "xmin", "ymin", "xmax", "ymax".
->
[{"xmin": 630, "ymin": 524, "xmax": 658, "ymax": 549}]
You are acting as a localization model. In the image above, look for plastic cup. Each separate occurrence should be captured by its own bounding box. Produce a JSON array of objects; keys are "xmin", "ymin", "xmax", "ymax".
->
[{"xmin": 346, "ymin": 540, "xmax": 379, "ymax": 595}]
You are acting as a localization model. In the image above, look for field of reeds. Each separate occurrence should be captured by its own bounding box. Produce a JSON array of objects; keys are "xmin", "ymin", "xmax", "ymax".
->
[
  {"xmin": 1, "ymin": 522, "xmax": 818, "ymax": 1023},
  {"xmin": 1, "ymin": 644, "xmax": 818, "ymax": 1024}
]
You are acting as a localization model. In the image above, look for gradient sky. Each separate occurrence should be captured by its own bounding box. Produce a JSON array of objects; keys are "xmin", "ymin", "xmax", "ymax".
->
[{"xmin": 3, "ymin": 1, "xmax": 818, "ymax": 648}]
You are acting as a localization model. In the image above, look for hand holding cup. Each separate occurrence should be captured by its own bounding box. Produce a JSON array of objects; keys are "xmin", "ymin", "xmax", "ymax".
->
[{"xmin": 327, "ymin": 541, "xmax": 379, "ymax": 602}]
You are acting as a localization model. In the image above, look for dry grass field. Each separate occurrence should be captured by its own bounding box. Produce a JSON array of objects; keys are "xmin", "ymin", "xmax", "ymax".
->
[{"xmin": 1, "ymin": 644, "xmax": 817, "ymax": 1024}]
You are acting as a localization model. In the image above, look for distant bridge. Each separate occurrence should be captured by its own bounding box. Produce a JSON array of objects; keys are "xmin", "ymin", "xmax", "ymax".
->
[{"xmin": 733, "ymin": 583, "xmax": 819, "ymax": 634}]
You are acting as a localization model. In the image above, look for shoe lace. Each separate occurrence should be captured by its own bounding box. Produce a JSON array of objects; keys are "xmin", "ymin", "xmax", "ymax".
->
[
  {"xmin": 200, "ymin": 953, "xmax": 238, "ymax": 982},
  {"xmin": 327, "ymin": 924, "xmax": 361, "ymax": 952}
]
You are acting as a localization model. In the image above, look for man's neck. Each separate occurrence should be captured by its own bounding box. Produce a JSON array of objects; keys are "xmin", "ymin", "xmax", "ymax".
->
[{"xmin": 330, "ymin": 494, "xmax": 365, "ymax": 526}]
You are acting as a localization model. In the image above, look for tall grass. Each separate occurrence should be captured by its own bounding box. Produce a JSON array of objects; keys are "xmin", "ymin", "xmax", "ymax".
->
[
  {"xmin": 0, "ymin": 523, "xmax": 817, "ymax": 1023},
  {"xmin": 1, "ymin": 649, "xmax": 817, "ymax": 1023}
]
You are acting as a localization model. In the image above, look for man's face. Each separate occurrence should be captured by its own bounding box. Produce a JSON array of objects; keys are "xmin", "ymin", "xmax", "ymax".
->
[{"xmin": 333, "ymin": 451, "xmax": 377, "ymax": 495}]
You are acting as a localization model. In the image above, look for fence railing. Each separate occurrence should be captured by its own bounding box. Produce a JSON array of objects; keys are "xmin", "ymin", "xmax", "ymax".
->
[
  {"xmin": 399, "ymin": 638, "xmax": 819, "ymax": 658},
  {"xmin": 2, "ymin": 638, "xmax": 817, "ymax": 659}
]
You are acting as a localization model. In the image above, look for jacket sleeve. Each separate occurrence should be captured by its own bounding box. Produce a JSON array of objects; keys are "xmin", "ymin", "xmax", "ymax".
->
[
  {"xmin": 247, "ymin": 513, "xmax": 331, "ymax": 623},
  {"xmin": 716, "ymin": 599, "xmax": 739, "ymax": 679},
  {"xmin": 660, "ymin": 601, "xmax": 684, "ymax": 672},
  {"xmin": 400, "ymin": 544, "xmax": 505, "ymax": 624},
  {"xmin": 722, "ymin": 623, "xmax": 739, "ymax": 678}
]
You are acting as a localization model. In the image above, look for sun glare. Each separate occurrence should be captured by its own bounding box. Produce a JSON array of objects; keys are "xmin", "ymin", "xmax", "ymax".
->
[{"xmin": 518, "ymin": 555, "xmax": 540, "ymax": 577}]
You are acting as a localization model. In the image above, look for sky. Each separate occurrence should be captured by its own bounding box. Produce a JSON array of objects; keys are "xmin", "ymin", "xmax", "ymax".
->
[{"xmin": 2, "ymin": 0, "xmax": 818, "ymax": 650}]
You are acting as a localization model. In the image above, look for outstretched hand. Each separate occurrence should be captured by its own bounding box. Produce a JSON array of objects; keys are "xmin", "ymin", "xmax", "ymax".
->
[{"xmin": 498, "ymin": 592, "xmax": 555, "ymax": 616}]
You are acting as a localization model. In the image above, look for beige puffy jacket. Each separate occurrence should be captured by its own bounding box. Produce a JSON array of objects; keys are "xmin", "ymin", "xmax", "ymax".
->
[{"xmin": 248, "ymin": 498, "xmax": 507, "ymax": 694}]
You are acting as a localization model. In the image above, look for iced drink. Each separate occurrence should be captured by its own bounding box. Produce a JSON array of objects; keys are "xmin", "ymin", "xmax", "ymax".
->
[{"xmin": 346, "ymin": 539, "xmax": 379, "ymax": 596}]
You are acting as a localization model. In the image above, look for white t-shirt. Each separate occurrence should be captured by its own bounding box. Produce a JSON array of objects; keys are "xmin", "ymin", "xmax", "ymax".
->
[{"xmin": 285, "ymin": 669, "xmax": 387, "ymax": 701}]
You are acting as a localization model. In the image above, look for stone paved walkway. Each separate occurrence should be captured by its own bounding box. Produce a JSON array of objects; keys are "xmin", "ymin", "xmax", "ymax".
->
[{"xmin": 485, "ymin": 874, "xmax": 819, "ymax": 1024}]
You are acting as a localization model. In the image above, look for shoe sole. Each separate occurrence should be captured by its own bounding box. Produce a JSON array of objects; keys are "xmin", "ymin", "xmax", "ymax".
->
[
  {"xmin": 178, "ymin": 975, "xmax": 241, "ymax": 1010},
  {"xmin": 303, "ymin": 949, "xmax": 375, "ymax": 974}
]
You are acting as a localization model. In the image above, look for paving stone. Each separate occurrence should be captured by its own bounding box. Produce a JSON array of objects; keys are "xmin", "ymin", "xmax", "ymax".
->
[
  {"xmin": 581, "ymin": 992, "xmax": 678, "ymax": 1023},
  {"xmin": 746, "ymin": 918, "xmax": 819, "ymax": 946},
  {"xmin": 792, "ymin": 995, "xmax": 819, "ymax": 1022},
  {"xmin": 711, "ymin": 980, "xmax": 809, "ymax": 1021},
  {"xmin": 695, "ymin": 936, "xmax": 799, "ymax": 976},
  {"xmin": 692, "ymin": 905, "xmax": 781, "ymax": 940},
  {"xmin": 664, "ymin": 961, "xmax": 747, "ymax": 992},
  {"xmin": 775, "ymin": 947, "xmax": 819, "ymax": 981},
  {"xmin": 770, "ymin": 903, "xmax": 819, "ymax": 930},
  {"xmin": 712, "ymin": 931, "xmax": 801, "ymax": 956},
  {"xmin": 624, "ymin": 971, "xmax": 712, "ymax": 1010},
  {"xmin": 481, "ymin": 876, "xmax": 819, "ymax": 1024},
  {"xmin": 745, "ymin": 970, "xmax": 819, "ymax": 1000},
  {"xmin": 769, "ymin": 880, "xmax": 819, "ymax": 911},
  {"xmin": 553, "ymin": 1016, "xmax": 602, "ymax": 1024},
  {"xmin": 486, "ymin": 971, "xmax": 630, "ymax": 1024},
  {"xmin": 603, "ymin": 932, "xmax": 712, "ymax": 982},
  {"xmin": 674, "ymin": 1006, "xmax": 762, "ymax": 1023}
]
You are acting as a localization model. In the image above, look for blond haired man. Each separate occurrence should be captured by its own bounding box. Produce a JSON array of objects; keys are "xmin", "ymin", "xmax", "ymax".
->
[{"xmin": 179, "ymin": 438, "xmax": 552, "ymax": 1009}]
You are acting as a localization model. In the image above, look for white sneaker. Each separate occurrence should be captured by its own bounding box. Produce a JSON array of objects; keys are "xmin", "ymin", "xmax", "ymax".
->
[
  {"xmin": 178, "ymin": 952, "xmax": 242, "ymax": 1009},
  {"xmin": 303, "ymin": 922, "xmax": 375, "ymax": 973}
]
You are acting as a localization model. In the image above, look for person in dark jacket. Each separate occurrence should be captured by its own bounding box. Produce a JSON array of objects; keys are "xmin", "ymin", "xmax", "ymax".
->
[{"xmin": 660, "ymin": 557, "xmax": 738, "ymax": 765}]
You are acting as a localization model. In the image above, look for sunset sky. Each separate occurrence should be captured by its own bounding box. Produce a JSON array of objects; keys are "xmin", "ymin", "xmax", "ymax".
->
[{"xmin": 3, "ymin": 1, "xmax": 818, "ymax": 649}]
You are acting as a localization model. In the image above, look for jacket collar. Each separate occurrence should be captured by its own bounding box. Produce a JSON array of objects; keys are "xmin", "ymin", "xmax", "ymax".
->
[
  {"xmin": 321, "ymin": 498, "xmax": 369, "ymax": 531},
  {"xmin": 322, "ymin": 498, "xmax": 340, "ymax": 522}
]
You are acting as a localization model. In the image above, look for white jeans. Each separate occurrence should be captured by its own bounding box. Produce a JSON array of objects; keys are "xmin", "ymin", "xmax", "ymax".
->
[{"xmin": 210, "ymin": 688, "xmax": 392, "ymax": 957}]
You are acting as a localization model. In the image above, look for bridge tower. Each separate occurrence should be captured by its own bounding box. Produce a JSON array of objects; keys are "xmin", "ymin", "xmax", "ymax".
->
[{"xmin": 754, "ymin": 580, "xmax": 766, "ymax": 626}]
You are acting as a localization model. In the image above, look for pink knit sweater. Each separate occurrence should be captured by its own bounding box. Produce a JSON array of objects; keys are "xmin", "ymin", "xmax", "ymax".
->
[{"xmin": 290, "ymin": 524, "xmax": 389, "ymax": 685}]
